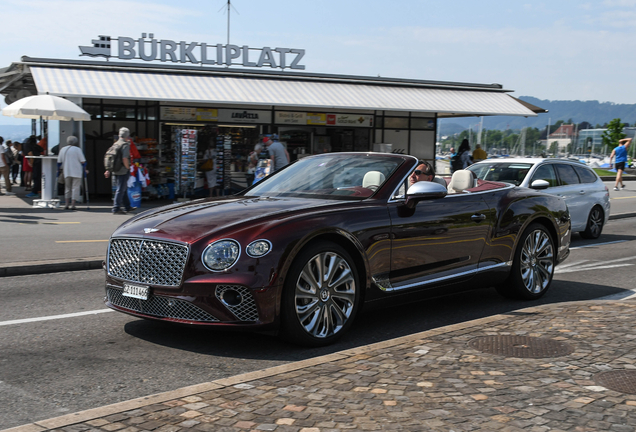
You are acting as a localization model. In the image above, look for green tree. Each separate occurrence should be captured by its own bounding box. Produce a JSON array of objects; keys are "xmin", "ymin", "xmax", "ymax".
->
[
  {"xmin": 550, "ymin": 141, "xmax": 559, "ymax": 156},
  {"xmin": 601, "ymin": 118, "xmax": 626, "ymax": 154}
]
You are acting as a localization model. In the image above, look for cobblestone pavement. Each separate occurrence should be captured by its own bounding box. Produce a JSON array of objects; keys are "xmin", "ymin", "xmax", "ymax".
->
[{"xmin": 6, "ymin": 300, "xmax": 636, "ymax": 432}]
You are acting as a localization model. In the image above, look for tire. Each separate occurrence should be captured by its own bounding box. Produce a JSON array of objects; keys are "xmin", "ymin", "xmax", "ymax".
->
[
  {"xmin": 280, "ymin": 241, "xmax": 361, "ymax": 347},
  {"xmin": 496, "ymin": 223, "xmax": 555, "ymax": 300},
  {"xmin": 579, "ymin": 206, "xmax": 604, "ymax": 239}
]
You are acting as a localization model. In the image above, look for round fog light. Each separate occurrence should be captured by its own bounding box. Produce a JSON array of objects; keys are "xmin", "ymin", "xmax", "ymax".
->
[{"xmin": 246, "ymin": 239, "xmax": 272, "ymax": 258}]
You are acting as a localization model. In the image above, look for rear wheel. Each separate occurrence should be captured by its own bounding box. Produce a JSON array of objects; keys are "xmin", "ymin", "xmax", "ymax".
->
[
  {"xmin": 496, "ymin": 223, "xmax": 555, "ymax": 300},
  {"xmin": 280, "ymin": 241, "xmax": 360, "ymax": 346},
  {"xmin": 580, "ymin": 206, "xmax": 604, "ymax": 239}
]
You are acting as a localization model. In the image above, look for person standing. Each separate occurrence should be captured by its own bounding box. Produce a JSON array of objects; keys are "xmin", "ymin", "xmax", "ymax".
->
[
  {"xmin": 263, "ymin": 135, "xmax": 290, "ymax": 172},
  {"xmin": 472, "ymin": 144, "xmax": 487, "ymax": 163},
  {"xmin": 0, "ymin": 141, "xmax": 14, "ymax": 195},
  {"xmin": 58, "ymin": 136, "xmax": 87, "ymax": 210},
  {"xmin": 451, "ymin": 139, "xmax": 471, "ymax": 173},
  {"xmin": 25, "ymin": 136, "xmax": 42, "ymax": 198},
  {"xmin": 9, "ymin": 141, "xmax": 20, "ymax": 185},
  {"xmin": 203, "ymin": 143, "xmax": 219, "ymax": 197},
  {"xmin": 609, "ymin": 137, "xmax": 632, "ymax": 191},
  {"xmin": 104, "ymin": 127, "xmax": 132, "ymax": 214},
  {"xmin": 246, "ymin": 143, "xmax": 263, "ymax": 186}
]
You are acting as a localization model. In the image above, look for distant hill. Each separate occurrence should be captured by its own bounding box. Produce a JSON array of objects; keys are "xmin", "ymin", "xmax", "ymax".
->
[
  {"xmin": 439, "ymin": 97, "xmax": 636, "ymax": 132},
  {"xmin": 0, "ymin": 125, "xmax": 31, "ymax": 143}
]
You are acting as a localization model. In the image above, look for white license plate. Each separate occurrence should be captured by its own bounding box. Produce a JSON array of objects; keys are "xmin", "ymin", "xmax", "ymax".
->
[{"xmin": 123, "ymin": 283, "xmax": 150, "ymax": 300}]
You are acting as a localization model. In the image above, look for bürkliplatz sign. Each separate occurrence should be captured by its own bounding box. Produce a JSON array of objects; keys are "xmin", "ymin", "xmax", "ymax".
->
[{"xmin": 79, "ymin": 33, "xmax": 306, "ymax": 70}]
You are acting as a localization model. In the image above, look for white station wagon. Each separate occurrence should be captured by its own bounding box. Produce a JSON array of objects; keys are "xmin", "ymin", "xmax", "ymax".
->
[{"xmin": 468, "ymin": 158, "xmax": 610, "ymax": 239}]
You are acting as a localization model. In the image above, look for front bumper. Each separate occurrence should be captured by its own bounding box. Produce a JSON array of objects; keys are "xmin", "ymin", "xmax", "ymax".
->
[{"xmin": 104, "ymin": 276, "xmax": 280, "ymax": 329}]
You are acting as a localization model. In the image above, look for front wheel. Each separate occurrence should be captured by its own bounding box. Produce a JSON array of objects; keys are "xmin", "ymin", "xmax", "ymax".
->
[
  {"xmin": 580, "ymin": 206, "xmax": 604, "ymax": 239},
  {"xmin": 496, "ymin": 223, "xmax": 555, "ymax": 300},
  {"xmin": 280, "ymin": 241, "xmax": 360, "ymax": 346}
]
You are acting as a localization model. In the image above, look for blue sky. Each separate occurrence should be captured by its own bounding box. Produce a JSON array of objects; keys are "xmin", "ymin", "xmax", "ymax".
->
[{"xmin": 2, "ymin": 0, "xmax": 636, "ymax": 129}]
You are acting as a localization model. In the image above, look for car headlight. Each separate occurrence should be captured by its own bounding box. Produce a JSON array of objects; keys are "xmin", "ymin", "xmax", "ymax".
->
[
  {"xmin": 202, "ymin": 239, "xmax": 240, "ymax": 271},
  {"xmin": 246, "ymin": 239, "xmax": 272, "ymax": 258}
]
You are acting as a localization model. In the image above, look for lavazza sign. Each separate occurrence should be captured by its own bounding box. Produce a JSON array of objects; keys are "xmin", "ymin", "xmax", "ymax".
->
[{"xmin": 79, "ymin": 34, "xmax": 306, "ymax": 70}]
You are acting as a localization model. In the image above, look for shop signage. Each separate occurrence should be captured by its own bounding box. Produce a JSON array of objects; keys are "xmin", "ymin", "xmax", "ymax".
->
[
  {"xmin": 276, "ymin": 111, "xmax": 374, "ymax": 128},
  {"xmin": 79, "ymin": 34, "xmax": 306, "ymax": 70},
  {"xmin": 275, "ymin": 112, "xmax": 306, "ymax": 125},
  {"xmin": 217, "ymin": 109, "xmax": 271, "ymax": 123}
]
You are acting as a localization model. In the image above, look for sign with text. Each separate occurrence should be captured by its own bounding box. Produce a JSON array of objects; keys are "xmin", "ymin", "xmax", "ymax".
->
[{"xmin": 79, "ymin": 34, "xmax": 306, "ymax": 70}]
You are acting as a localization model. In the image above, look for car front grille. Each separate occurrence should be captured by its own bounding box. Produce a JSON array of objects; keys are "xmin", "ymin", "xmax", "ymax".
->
[
  {"xmin": 107, "ymin": 287, "xmax": 219, "ymax": 322},
  {"xmin": 215, "ymin": 285, "xmax": 260, "ymax": 322},
  {"xmin": 108, "ymin": 238, "xmax": 188, "ymax": 287}
]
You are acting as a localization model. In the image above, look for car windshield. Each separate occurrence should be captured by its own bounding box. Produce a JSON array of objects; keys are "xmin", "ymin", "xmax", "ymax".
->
[
  {"xmin": 468, "ymin": 162, "xmax": 533, "ymax": 186},
  {"xmin": 245, "ymin": 153, "xmax": 403, "ymax": 200}
]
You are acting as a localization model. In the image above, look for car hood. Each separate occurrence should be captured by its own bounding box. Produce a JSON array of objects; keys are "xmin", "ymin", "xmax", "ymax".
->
[{"xmin": 113, "ymin": 195, "xmax": 352, "ymax": 243}]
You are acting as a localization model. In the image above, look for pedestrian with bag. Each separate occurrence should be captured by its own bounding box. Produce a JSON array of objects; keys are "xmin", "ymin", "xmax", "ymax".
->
[
  {"xmin": 246, "ymin": 143, "xmax": 263, "ymax": 186},
  {"xmin": 450, "ymin": 139, "xmax": 472, "ymax": 172},
  {"xmin": 58, "ymin": 136, "xmax": 87, "ymax": 210},
  {"xmin": 104, "ymin": 127, "xmax": 133, "ymax": 214}
]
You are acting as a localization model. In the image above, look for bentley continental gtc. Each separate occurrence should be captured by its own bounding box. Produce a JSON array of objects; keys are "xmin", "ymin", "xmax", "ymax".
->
[{"xmin": 105, "ymin": 152, "xmax": 571, "ymax": 346}]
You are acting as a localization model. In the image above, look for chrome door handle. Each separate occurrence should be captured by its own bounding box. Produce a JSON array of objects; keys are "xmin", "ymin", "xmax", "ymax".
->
[
  {"xmin": 580, "ymin": 190, "xmax": 586, "ymax": 194},
  {"xmin": 471, "ymin": 214, "xmax": 487, "ymax": 222}
]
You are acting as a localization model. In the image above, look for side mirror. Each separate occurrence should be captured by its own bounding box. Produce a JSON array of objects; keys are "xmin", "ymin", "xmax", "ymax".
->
[
  {"xmin": 405, "ymin": 181, "xmax": 447, "ymax": 208},
  {"xmin": 530, "ymin": 179, "xmax": 550, "ymax": 190}
]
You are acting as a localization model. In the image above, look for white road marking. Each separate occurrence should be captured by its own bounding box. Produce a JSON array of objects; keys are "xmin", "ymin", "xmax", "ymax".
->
[
  {"xmin": 570, "ymin": 240, "xmax": 627, "ymax": 250},
  {"xmin": 555, "ymin": 256, "xmax": 635, "ymax": 274},
  {"xmin": 0, "ymin": 309, "xmax": 113, "ymax": 327},
  {"xmin": 599, "ymin": 290, "xmax": 636, "ymax": 301}
]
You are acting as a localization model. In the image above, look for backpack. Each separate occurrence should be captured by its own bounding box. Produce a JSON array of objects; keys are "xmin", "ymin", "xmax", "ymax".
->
[
  {"xmin": 104, "ymin": 141, "xmax": 124, "ymax": 173},
  {"xmin": 450, "ymin": 151, "xmax": 463, "ymax": 172}
]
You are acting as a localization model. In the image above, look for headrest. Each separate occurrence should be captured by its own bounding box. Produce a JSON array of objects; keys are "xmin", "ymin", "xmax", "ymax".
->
[
  {"xmin": 362, "ymin": 171, "xmax": 385, "ymax": 188},
  {"xmin": 447, "ymin": 170, "xmax": 475, "ymax": 193}
]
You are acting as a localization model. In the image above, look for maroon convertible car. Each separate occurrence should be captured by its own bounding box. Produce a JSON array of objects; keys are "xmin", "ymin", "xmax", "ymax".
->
[{"xmin": 105, "ymin": 152, "xmax": 571, "ymax": 346}]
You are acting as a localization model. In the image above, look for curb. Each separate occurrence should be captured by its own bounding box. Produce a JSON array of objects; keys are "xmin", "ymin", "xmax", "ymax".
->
[
  {"xmin": 4, "ymin": 299, "xmax": 632, "ymax": 432},
  {"xmin": 609, "ymin": 211, "xmax": 636, "ymax": 220},
  {"xmin": 0, "ymin": 257, "xmax": 103, "ymax": 277}
]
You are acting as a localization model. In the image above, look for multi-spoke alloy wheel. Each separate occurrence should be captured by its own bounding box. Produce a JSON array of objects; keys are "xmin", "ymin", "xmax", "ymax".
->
[
  {"xmin": 581, "ymin": 206, "xmax": 604, "ymax": 239},
  {"xmin": 282, "ymin": 241, "xmax": 360, "ymax": 346},
  {"xmin": 519, "ymin": 229, "xmax": 554, "ymax": 294},
  {"xmin": 496, "ymin": 223, "xmax": 555, "ymax": 300},
  {"xmin": 295, "ymin": 251, "xmax": 356, "ymax": 338}
]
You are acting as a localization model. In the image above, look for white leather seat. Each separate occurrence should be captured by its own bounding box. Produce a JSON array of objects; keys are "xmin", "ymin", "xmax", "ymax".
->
[
  {"xmin": 432, "ymin": 176, "xmax": 447, "ymax": 187},
  {"xmin": 362, "ymin": 171, "xmax": 385, "ymax": 189},
  {"xmin": 447, "ymin": 170, "xmax": 475, "ymax": 194}
]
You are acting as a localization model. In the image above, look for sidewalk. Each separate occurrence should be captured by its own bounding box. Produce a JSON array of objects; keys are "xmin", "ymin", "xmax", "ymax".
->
[{"xmin": 5, "ymin": 299, "xmax": 636, "ymax": 431}]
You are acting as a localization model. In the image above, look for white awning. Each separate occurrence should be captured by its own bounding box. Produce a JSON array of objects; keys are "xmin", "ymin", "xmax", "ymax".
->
[{"xmin": 30, "ymin": 66, "xmax": 536, "ymax": 117}]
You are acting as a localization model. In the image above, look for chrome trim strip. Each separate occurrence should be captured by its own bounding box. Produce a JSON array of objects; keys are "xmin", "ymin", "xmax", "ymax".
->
[{"xmin": 387, "ymin": 261, "xmax": 511, "ymax": 292}]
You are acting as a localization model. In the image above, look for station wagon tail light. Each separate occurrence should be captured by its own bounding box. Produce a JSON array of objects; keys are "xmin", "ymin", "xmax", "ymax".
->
[
  {"xmin": 202, "ymin": 239, "xmax": 240, "ymax": 271},
  {"xmin": 246, "ymin": 240, "xmax": 272, "ymax": 258}
]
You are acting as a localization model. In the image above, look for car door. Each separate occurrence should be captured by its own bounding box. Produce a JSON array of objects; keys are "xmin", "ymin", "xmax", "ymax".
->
[
  {"xmin": 387, "ymin": 191, "xmax": 493, "ymax": 291},
  {"xmin": 552, "ymin": 163, "xmax": 586, "ymax": 230}
]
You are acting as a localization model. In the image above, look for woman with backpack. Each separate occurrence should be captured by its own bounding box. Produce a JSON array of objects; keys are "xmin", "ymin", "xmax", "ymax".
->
[{"xmin": 452, "ymin": 139, "xmax": 472, "ymax": 171}]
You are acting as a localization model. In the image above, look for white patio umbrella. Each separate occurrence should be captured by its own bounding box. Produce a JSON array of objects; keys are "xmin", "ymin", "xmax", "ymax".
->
[{"xmin": 2, "ymin": 94, "xmax": 90, "ymax": 121}]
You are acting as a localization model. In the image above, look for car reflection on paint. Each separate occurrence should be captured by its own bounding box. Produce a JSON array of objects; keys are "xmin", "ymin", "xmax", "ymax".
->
[{"xmin": 104, "ymin": 152, "xmax": 571, "ymax": 346}]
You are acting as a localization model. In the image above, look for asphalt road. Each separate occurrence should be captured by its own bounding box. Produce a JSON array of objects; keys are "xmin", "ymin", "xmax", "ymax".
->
[{"xmin": 1, "ymin": 218, "xmax": 636, "ymax": 429}]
